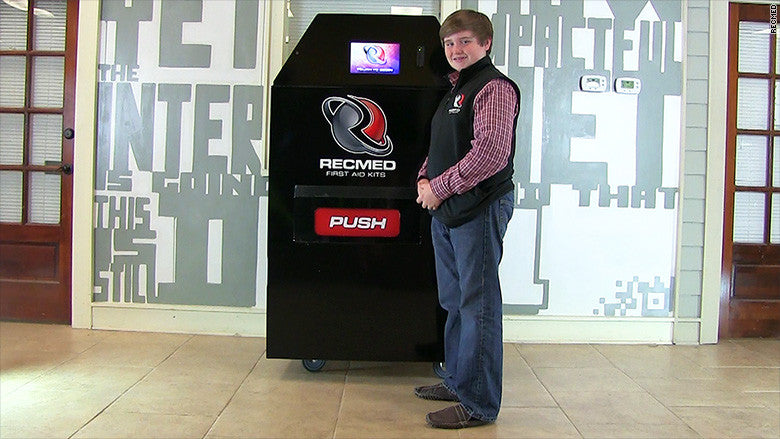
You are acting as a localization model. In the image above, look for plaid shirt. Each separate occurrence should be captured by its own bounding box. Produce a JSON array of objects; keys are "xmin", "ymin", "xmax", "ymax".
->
[{"xmin": 419, "ymin": 72, "xmax": 518, "ymax": 201}]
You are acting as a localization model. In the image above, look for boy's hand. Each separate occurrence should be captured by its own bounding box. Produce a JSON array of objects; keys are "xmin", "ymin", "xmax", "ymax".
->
[{"xmin": 416, "ymin": 179, "xmax": 442, "ymax": 210}]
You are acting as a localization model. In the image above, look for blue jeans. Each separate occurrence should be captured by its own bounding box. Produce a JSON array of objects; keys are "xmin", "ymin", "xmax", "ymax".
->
[{"xmin": 431, "ymin": 192, "xmax": 513, "ymax": 421}]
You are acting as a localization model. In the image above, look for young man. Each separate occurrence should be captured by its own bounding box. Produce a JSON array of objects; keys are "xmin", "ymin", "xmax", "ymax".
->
[{"xmin": 415, "ymin": 9, "xmax": 520, "ymax": 429}]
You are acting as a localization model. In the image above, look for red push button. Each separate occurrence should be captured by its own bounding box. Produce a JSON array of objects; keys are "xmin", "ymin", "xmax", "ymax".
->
[{"xmin": 314, "ymin": 208, "xmax": 400, "ymax": 237}]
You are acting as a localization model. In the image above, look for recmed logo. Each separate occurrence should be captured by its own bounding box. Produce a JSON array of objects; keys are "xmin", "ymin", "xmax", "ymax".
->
[{"xmin": 314, "ymin": 208, "xmax": 400, "ymax": 238}]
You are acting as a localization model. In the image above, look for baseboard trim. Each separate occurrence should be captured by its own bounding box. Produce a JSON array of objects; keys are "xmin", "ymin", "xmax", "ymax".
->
[
  {"xmin": 90, "ymin": 305, "xmax": 678, "ymax": 344},
  {"xmin": 91, "ymin": 304, "xmax": 267, "ymax": 337},
  {"xmin": 503, "ymin": 315, "xmax": 674, "ymax": 344}
]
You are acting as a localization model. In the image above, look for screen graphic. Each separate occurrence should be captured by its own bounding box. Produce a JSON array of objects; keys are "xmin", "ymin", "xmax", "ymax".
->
[{"xmin": 350, "ymin": 42, "xmax": 400, "ymax": 75}]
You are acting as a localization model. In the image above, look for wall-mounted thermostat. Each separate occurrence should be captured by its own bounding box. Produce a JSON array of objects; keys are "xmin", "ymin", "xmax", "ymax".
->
[
  {"xmin": 580, "ymin": 75, "xmax": 607, "ymax": 92},
  {"xmin": 615, "ymin": 77, "xmax": 641, "ymax": 94}
]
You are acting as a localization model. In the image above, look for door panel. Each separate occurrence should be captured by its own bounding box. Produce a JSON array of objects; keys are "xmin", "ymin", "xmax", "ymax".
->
[
  {"xmin": 0, "ymin": 242, "xmax": 57, "ymax": 279},
  {"xmin": 0, "ymin": 0, "xmax": 77, "ymax": 323},
  {"xmin": 733, "ymin": 264, "xmax": 780, "ymax": 300},
  {"xmin": 722, "ymin": 3, "xmax": 780, "ymax": 338}
]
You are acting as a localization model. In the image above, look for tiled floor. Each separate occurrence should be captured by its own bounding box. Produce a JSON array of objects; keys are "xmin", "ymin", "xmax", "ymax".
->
[{"xmin": 0, "ymin": 322, "xmax": 778, "ymax": 439}]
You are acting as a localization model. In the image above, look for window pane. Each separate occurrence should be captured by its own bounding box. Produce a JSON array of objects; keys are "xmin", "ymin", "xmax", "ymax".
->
[
  {"xmin": 0, "ymin": 56, "xmax": 27, "ymax": 107},
  {"xmin": 772, "ymin": 193, "xmax": 780, "ymax": 244},
  {"xmin": 29, "ymin": 172, "xmax": 60, "ymax": 224},
  {"xmin": 286, "ymin": 0, "xmax": 440, "ymax": 60},
  {"xmin": 733, "ymin": 192, "xmax": 765, "ymax": 243},
  {"xmin": 0, "ymin": 113, "xmax": 24, "ymax": 165},
  {"xmin": 0, "ymin": 2, "xmax": 27, "ymax": 50},
  {"xmin": 737, "ymin": 78, "xmax": 769, "ymax": 130},
  {"xmin": 776, "ymin": 81, "xmax": 779, "ymax": 130},
  {"xmin": 33, "ymin": 0, "xmax": 67, "ymax": 51},
  {"xmin": 738, "ymin": 21, "xmax": 770, "ymax": 73},
  {"xmin": 32, "ymin": 56, "xmax": 64, "ymax": 107},
  {"xmin": 0, "ymin": 170, "xmax": 23, "ymax": 223},
  {"xmin": 735, "ymin": 135, "xmax": 768, "ymax": 187},
  {"xmin": 774, "ymin": 137, "xmax": 779, "ymax": 188},
  {"xmin": 30, "ymin": 114, "xmax": 62, "ymax": 165}
]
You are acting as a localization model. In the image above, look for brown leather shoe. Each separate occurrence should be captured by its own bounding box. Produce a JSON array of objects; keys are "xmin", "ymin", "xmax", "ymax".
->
[
  {"xmin": 414, "ymin": 382, "xmax": 459, "ymax": 401},
  {"xmin": 425, "ymin": 404, "xmax": 490, "ymax": 429}
]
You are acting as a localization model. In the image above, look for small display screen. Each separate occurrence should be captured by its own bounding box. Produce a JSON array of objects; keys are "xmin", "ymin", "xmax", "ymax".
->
[
  {"xmin": 350, "ymin": 42, "xmax": 400, "ymax": 75},
  {"xmin": 621, "ymin": 80, "xmax": 635, "ymax": 88}
]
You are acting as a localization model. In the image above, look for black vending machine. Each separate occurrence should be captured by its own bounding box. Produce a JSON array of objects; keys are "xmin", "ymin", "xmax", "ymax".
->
[{"xmin": 267, "ymin": 14, "xmax": 449, "ymax": 371}]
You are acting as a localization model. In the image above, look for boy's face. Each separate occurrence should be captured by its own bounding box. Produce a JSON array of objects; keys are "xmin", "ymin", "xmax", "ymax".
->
[{"xmin": 443, "ymin": 30, "xmax": 491, "ymax": 72}]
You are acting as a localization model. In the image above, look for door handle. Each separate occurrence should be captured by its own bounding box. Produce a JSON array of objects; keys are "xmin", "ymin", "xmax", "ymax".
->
[{"xmin": 44, "ymin": 161, "xmax": 73, "ymax": 175}]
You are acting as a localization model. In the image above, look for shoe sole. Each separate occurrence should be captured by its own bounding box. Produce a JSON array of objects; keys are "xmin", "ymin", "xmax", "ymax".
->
[
  {"xmin": 414, "ymin": 388, "xmax": 459, "ymax": 401},
  {"xmin": 415, "ymin": 392, "xmax": 459, "ymax": 401},
  {"xmin": 425, "ymin": 415, "xmax": 489, "ymax": 429}
]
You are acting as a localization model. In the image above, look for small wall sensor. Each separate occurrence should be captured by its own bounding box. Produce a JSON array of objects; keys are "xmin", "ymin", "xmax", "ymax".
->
[
  {"xmin": 614, "ymin": 77, "xmax": 641, "ymax": 94},
  {"xmin": 580, "ymin": 75, "xmax": 607, "ymax": 92}
]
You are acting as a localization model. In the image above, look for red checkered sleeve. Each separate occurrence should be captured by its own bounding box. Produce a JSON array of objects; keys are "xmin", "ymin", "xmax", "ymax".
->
[
  {"xmin": 428, "ymin": 79, "xmax": 518, "ymax": 201},
  {"xmin": 417, "ymin": 156, "xmax": 429, "ymax": 182}
]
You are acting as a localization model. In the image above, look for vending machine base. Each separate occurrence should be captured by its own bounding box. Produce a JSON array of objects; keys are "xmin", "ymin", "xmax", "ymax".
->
[{"xmin": 302, "ymin": 359, "xmax": 446, "ymax": 377}]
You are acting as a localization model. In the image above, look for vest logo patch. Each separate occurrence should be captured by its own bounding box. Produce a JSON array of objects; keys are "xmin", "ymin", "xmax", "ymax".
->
[{"xmin": 449, "ymin": 93, "xmax": 464, "ymax": 114}]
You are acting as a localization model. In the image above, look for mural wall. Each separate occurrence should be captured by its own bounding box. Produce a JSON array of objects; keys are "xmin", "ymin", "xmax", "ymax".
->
[
  {"xmin": 93, "ymin": 0, "xmax": 267, "ymax": 307},
  {"xmin": 464, "ymin": 0, "xmax": 682, "ymax": 316},
  {"xmin": 93, "ymin": 0, "xmax": 682, "ymax": 318}
]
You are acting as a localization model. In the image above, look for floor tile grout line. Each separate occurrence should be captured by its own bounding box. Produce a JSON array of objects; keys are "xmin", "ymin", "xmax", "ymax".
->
[
  {"xmin": 634, "ymin": 350, "xmax": 778, "ymax": 410},
  {"xmin": 661, "ymin": 402, "xmax": 780, "ymax": 437},
  {"xmin": 1, "ymin": 333, "xmax": 135, "ymax": 400},
  {"xmin": 500, "ymin": 344, "xmax": 560, "ymax": 409},
  {"xmin": 3, "ymin": 329, "xmax": 113, "ymax": 395},
  {"xmin": 66, "ymin": 334, "xmax": 196, "ymax": 439},
  {"xmin": 4, "ymin": 327, "xmax": 777, "ymax": 438},
  {"xmin": 590, "ymin": 343, "xmax": 727, "ymax": 437},
  {"xmin": 707, "ymin": 366, "xmax": 780, "ymax": 369},
  {"xmin": 589, "ymin": 342, "xmax": 619, "ymax": 368},
  {"xmin": 522, "ymin": 343, "xmax": 713, "ymax": 437},
  {"xmin": 201, "ymin": 347, "xmax": 268, "ymax": 439},
  {"xmin": 516, "ymin": 343, "xmax": 586, "ymax": 439},
  {"xmin": 684, "ymin": 339, "xmax": 779, "ymax": 369},
  {"xmin": 1, "ymin": 351, "xmax": 78, "ymax": 398},
  {"xmin": 510, "ymin": 342, "xmax": 536, "ymax": 371},
  {"xmin": 330, "ymin": 361, "xmax": 351, "ymax": 439},
  {"xmin": 0, "ymin": 324, "xmax": 85, "ymax": 398},
  {"xmin": 728, "ymin": 339, "xmax": 780, "ymax": 366}
]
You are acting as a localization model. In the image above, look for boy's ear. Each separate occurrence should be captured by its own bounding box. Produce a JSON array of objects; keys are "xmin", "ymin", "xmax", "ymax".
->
[{"xmin": 482, "ymin": 38, "xmax": 492, "ymax": 52}]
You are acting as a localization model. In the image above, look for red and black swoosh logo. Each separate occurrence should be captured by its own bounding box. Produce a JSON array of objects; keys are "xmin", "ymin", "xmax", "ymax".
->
[{"xmin": 321, "ymin": 95, "xmax": 393, "ymax": 157}]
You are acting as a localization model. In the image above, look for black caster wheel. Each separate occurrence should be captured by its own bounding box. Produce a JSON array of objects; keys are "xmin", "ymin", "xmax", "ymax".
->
[
  {"xmin": 302, "ymin": 359, "xmax": 326, "ymax": 372},
  {"xmin": 433, "ymin": 361, "xmax": 446, "ymax": 379}
]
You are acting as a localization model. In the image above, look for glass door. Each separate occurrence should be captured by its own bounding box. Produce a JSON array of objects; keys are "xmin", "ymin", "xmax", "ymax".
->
[
  {"xmin": 0, "ymin": 0, "xmax": 77, "ymax": 323},
  {"xmin": 721, "ymin": 2, "xmax": 779, "ymax": 337}
]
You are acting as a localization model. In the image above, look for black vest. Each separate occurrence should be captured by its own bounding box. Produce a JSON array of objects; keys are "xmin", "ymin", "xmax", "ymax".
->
[{"xmin": 427, "ymin": 57, "xmax": 520, "ymax": 227}]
